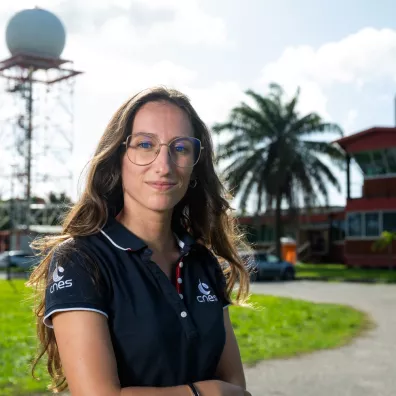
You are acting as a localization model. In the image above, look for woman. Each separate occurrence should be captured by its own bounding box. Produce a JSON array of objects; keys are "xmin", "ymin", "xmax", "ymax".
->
[{"xmin": 28, "ymin": 86, "xmax": 252, "ymax": 396}]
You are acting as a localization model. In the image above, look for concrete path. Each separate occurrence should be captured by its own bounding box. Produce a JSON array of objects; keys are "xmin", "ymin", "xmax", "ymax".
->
[{"xmin": 244, "ymin": 281, "xmax": 396, "ymax": 396}]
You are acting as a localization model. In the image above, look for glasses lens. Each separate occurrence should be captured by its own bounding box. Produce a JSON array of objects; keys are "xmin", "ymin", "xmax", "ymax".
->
[
  {"xmin": 126, "ymin": 134, "xmax": 159, "ymax": 165},
  {"xmin": 169, "ymin": 137, "xmax": 201, "ymax": 167}
]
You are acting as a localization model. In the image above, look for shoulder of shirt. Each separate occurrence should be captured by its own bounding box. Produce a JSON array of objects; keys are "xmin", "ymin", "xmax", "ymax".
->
[
  {"xmin": 192, "ymin": 244, "xmax": 220, "ymax": 266},
  {"xmin": 51, "ymin": 233, "xmax": 102, "ymax": 267}
]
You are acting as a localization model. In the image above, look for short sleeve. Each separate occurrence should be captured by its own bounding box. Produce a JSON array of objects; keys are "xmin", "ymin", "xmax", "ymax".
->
[
  {"xmin": 44, "ymin": 247, "xmax": 109, "ymax": 328},
  {"xmin": 208, "ymin": 251, "xmax": 232, "ymax": 309}
]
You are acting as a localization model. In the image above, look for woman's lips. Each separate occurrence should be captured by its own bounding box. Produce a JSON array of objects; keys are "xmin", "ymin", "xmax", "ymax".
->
[{"xmin": 146, "ymin": 182, "xmax": 177, "ymax": 191}]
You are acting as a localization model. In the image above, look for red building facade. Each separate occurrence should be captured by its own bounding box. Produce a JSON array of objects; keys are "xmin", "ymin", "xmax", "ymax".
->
[{"xmin": 336, "ymin": 127, "xmax": 396, "ymax": 267}]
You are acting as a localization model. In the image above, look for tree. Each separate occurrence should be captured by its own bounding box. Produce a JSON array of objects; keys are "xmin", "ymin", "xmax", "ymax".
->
[
  {"xmin": 48, "ymin": 192, "xmax": 72, "ymax": 204},
  {"xmin": 213, "ymin": 83, "xmax": 345, "ymax": 258},
  {"xmin": 372, "ymin": 231, "xmax": 395, "ymax": 265}
]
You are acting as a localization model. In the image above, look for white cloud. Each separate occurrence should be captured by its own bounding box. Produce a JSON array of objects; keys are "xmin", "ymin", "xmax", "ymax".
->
[
  {"xmin": 258, "ymin": 27, "xmax": 396, "ymax": 118},
  {"xmin": 185, "ymin": 82, "xmax": 245, "ymax": 125},
  {"xmin": 344, "ymin": 109, "xmax": 359, "ymax": 134},
  {"xmin": 145, "ymin": 2, "xmax": 228, "ymax": 47},
  {"xmin": 261, "ymin": 28, "xmax": 396, "ymax": 86},
  {"xmin": 0, "ymin": 0, "xmax": 229, "ymax": 50}
]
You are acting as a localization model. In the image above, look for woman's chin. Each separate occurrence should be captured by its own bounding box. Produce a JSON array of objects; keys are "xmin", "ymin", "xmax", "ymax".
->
[{"xmin": 144, "ymin": 197, "xmax": 178, "ymax": 213}]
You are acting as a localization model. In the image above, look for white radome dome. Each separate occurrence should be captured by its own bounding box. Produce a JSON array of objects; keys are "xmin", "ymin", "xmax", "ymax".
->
[{"xmin": 6, "ymin": 7, "xmax": 66, "ymax": 59}]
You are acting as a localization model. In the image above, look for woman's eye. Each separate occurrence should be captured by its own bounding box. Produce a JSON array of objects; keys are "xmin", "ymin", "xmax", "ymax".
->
[
  {"xmin": 175, "ymin": 145, "xmax": 189, "ymax": 153},
  {"xmin": 137, "ymin": 142, "xmax": 153, "ymax": 149}
]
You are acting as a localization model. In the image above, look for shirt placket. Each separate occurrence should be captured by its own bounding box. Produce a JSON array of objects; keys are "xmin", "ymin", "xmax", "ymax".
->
[{"xmin": 141, "ymin": 248, "xmax": 198, "ymax": 340}]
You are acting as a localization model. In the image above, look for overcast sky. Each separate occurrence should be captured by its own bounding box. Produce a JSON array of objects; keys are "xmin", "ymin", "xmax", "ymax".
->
[{"xmin": 1, "ymin": 0, "xmax": 396, "ymax": 211}]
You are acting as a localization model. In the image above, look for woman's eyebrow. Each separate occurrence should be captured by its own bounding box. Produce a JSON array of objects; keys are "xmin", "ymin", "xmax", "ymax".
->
[
  {"xmin": 132, "ymin": 132, "xmax": 187, "ymax": 140},
  {"xmin": 132, "ymin": 131, "xmax": 157, "ymax": 137}
]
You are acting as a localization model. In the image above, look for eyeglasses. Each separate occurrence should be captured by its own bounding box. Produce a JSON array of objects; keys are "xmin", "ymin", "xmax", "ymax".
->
[{"xmin": 122, "ymin": 133, "xmax": 204, "ymax": 167}]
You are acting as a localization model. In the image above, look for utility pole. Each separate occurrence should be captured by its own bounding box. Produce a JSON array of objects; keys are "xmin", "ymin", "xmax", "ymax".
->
[{"xmin": 25, "ymin": 68, "xmax": 34, "ymax": 230}]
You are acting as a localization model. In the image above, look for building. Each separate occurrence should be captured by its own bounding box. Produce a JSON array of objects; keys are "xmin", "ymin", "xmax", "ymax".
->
[
  {"xmin": 0, "ymin": 203, "xmax": 65, "ymax": 253},
  {"xmin": 238, "ymin": 127, "xmax": 396, "ymax": 268}
]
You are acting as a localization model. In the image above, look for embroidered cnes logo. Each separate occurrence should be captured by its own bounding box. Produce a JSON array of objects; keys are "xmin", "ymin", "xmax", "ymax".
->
[
  {"xmin": 198, "ymin": 280, "xmax": 211, "ymax": 295},
  {"xmin": 52, "ymin": 265, "xmax": 64, "ymax": 282},
  {"xmin": 50, "ymin": 265, "xmax": 73, "ymax": 294},
  {"xmin": 197, "ymin": 279, "xmax": 218, "ymax": 303}
]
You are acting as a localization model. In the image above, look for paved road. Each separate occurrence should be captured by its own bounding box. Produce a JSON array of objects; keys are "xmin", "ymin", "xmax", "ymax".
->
[{"xmin": 244, "ymin": 281, "xmax": 396, "ymax": 396}]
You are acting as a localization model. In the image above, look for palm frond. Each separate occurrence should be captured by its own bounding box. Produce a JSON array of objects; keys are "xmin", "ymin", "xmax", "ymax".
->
[
  {"xmin": 238, "ymin": 163, "xmax": 263, "ymax": 213},
  {"xmin": 310, "ymin": 156, "xmax": 342, "ymax": 192},
  {"xmin": 293, "ymin": 119, "xmax": 344, "ymax": 138},
  {"xmin": 222, "ymin": 150, "xmax": 265, "ymax": 196},
  {"xmin": 302, "ymin": 140, "xmax": 346, "ymax": 169},
  {"xmin": 232, "ymin": 104, "xmax": 278, "ymax": 138},
  {"xmin": 284, "ymin": 87, "xmax": 300, "ymax": 124}
]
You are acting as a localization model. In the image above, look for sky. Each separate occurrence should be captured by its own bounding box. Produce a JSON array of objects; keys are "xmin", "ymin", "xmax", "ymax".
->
[{"xmin": 1, "ymin": 0, "xmax": 396, "ymax": 212}]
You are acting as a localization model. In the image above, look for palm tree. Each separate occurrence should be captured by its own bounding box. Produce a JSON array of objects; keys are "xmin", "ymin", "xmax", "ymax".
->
[{"xmin": 213, "ymin": 83, "xmax": 345, "ymax": 258}]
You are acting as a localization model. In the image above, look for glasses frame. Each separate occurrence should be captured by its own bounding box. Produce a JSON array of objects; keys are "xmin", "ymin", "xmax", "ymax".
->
[{"xmin": 122, "ymin": 134, "xmax": 204, "ymax": 168}]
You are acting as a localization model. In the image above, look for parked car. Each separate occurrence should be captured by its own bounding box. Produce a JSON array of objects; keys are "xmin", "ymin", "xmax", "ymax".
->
[
  {"xmin": 240, "ymin": 251, "xmax": 295, "ymax": 281},
  {"xmin": 0, "ymin": 250, "xmax": 39, "ymax": 271}
]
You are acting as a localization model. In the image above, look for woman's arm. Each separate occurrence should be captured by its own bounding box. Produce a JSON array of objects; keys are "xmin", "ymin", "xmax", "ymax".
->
[
  {"xmin": 52, "ymin": 310, "xmax": 246, "ymax": 396},
  {"xmin": 52, "ymin": 311, "xmax": 192, "ymax": 396},
  {"xmin": 215, "ymin": 307, "xmax": 246, "ymax": 389}
]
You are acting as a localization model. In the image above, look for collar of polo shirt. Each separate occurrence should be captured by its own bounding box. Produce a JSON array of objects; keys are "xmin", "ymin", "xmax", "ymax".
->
[{"xmin": 100, "ymin": 216, "xmax": 197, "ymax": 253}]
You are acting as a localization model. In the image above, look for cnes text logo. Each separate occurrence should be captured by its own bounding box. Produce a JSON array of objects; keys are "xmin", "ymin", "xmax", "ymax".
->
[
  {"xmin": 50, "ymin": 265, "xmax": 73, "ymax": 293},
  {"xmin": 197, "ymin": 279, "xmax": 218, "ymax": 303}
]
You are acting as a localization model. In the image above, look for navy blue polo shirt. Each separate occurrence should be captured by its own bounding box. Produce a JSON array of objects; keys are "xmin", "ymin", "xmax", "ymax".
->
[{"xmin": 44, "ymin": 217, "xmax": 231, "ymax": 387}]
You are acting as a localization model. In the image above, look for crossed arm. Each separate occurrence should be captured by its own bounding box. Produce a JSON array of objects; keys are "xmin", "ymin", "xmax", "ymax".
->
[{"xmin": 52, "ymin": 308, "xmax": 248, "ymax": 396}]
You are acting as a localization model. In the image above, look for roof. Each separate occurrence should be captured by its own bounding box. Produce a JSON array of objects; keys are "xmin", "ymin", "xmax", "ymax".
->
[
  {"xmin": 333, "ymin": 127, "xmax": 396, "ymax": 152},
  {"xmin": 16, "ymin": 225, "xmax": 63, "ymax": 234},
  {"xmin": 333, "ymin": 127, "xmax": 396, "ymax": 153}
]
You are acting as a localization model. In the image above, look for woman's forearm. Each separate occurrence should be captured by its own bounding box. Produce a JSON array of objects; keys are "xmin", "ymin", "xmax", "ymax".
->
[
  {"xmin": 120, "ymin": 385, "xmax": 192, "ymax": 396},
  {"xmin": 119, "ymin": 380, "xmax": 225, "ymax": 396}
]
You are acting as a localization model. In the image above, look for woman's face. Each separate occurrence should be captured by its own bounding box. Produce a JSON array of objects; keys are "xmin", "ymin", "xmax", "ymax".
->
[{"xmin": 121, "ymin": 101, "xmax": 196, "ymax": 214}]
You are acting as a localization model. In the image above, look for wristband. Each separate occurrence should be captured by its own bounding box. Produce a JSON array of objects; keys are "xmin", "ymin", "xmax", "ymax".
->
[{"xmin": 187, "ymin": 383, "xmax": 200, "ymax": 396}]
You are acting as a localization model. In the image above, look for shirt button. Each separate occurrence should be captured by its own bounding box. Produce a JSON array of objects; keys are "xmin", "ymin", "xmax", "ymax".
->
[
  {"xmin": 179, "ymin": 262, "xmax": 184, "ymax": 268},
  {"xmin": 179, "ymin": 293, "xmax": 184, "ymax": 299},
  {"xmin": 177, "ymin": 278, "xmax": 183, "ymax": 284},
  {"xmin": 181, "ymin": 311, "xmax": 187, "ymax": 318}
]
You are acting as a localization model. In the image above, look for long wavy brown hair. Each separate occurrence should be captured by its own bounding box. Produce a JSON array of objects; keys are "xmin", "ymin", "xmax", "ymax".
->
[{"xmin": 26, "ymin": 86, "xmax": 251, "ymax": 392}]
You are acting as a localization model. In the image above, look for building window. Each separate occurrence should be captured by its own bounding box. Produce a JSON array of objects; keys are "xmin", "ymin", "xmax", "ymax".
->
[
  {"xmin": 259, "ymin": 225, "xmax": 275, "ymax": 242},
  {"xmin": 331, "ymin": 220, "xmax": 346, "ymax": 241},
  {"xmin": 346, "ymin": 211, "xmax": 396, "ymax": 238},
  {"xmin": 347, "ymin": 213, "xmax": 362, "ymax": 237},
  {"xmin": 365, "ymin": 212, "xmax": 380, "ymax": 237},
  {"xmin": 383, "ymin": 212, "xmax": 396, "ymax": 233},
  {"xmin": 385, "ymin": 148, "xmax": 396, "ymax": 173},
  {"xmin": 353, "ymin": 152, "xmax": 372, "ymax": 175},
  {"xmin": 353, "ymin": 149, "xmax": 391, "ymax": 177},
  {"xmin": 371, "ymin": 151, "xmax": 387, "ymax": 175}
]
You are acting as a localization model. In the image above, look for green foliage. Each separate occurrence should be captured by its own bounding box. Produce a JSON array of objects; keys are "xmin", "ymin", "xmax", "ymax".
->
[{"xmin": 372, "ymin": 231, "xmax": 396, "ymax": 252}]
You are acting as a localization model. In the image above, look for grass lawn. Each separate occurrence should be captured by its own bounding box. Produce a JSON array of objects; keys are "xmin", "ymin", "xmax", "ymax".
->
[
  {"xmin": 0, "ymin": 280, "xmax": 370, "ymax": 395},
  {"xmin": 296, "ymin": 263, "xmax": 396, "ymax": 283},
  {"xmin": 0, "ymin": 280, "xmax": 49, "ymax": 396},
  {"xmin": 231, "ymin": 293, "xmax": 371, "ymax": 365}
]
